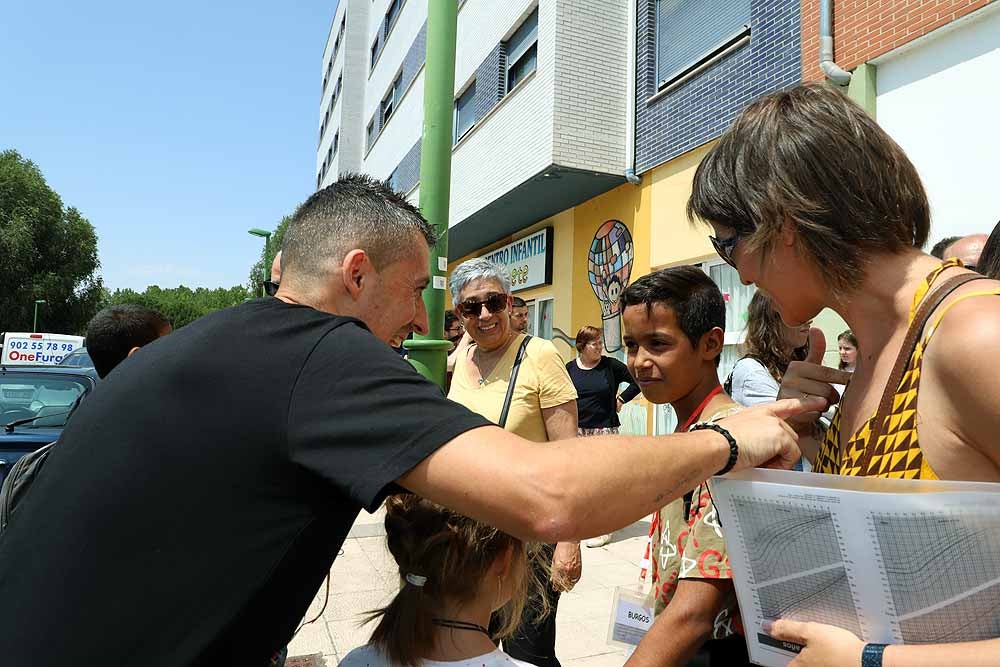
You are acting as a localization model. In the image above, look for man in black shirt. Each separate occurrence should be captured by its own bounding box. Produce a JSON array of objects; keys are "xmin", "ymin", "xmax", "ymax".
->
[{"xmin": 0, "ymin": 175, "xmax": 819, "ymax": 666}]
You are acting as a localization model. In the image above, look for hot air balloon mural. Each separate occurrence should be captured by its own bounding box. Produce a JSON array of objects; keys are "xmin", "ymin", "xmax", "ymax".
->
[{"xmin": 587, "ymin": 220, "xmax": 634, "ymax": 352}]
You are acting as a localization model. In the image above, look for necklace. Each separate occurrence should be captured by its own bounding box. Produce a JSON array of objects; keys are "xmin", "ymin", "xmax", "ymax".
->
[
  {"xmin": 472, "ymin": 338, "xmax": 514, "ymax": 386},
  {"xmin": 432, "ymin": 618, "xmax": 491, "ymax": 635}
]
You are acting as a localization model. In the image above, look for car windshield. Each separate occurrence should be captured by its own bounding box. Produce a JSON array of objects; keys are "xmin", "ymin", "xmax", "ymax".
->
[
  {"xmin": 0, "ymin": 376, "xmax": 89, "ymax": 428},
  {"xmin": 59, "ymin": 349, "xmax": 93, "ymax": 368}
]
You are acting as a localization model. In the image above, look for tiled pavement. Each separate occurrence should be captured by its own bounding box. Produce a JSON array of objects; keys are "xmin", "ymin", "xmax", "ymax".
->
[{"xmin": 287, "ymin": 508, "xmax": 651, "ymax": 666}]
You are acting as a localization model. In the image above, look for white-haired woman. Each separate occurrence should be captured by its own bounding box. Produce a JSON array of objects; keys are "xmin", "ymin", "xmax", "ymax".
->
[{"xmin": 447, "ymin": 257, "xmax": 579, "ymax": 667}]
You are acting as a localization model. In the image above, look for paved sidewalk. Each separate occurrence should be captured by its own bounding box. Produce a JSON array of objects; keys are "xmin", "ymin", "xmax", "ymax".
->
[{"xmin": 287, "ymin": 508, "xmax": 651, "ymax": 666}]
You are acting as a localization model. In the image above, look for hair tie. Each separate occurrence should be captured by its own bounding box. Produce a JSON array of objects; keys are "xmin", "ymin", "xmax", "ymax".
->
[{"xmin": 405, "ymin": 573, "xmax": 427, "ymax": 587}]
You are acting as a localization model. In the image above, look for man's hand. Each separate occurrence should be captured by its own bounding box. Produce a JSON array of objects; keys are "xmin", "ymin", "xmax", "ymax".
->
[
  {"xmin": 779, "ymin": 328, "xmax": 851, "ymax": 436},
  {"xmin": 765, "ymin": 620, "xmax": 864, "ymax": 667},
  {"xmin": 551, "ymin": 541, "xmax": 582, "ymax": 592},
  {"xmin": 716, "ymin": 396, "xmax": 827, "ymax": 471}
]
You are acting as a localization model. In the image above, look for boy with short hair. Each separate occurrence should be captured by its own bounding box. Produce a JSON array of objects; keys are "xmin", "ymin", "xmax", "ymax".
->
[{"xmin": 620, "ymin": 266, "xmax": 750, "ymax": 667}]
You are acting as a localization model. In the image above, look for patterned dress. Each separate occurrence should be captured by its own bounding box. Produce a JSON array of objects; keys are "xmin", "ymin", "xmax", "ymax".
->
[{"xmin": 815, "ymin": 259, "xmax": 1000, "ymax": 479}]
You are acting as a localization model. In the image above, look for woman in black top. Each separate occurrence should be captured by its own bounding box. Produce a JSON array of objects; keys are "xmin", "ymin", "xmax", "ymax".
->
[
  {"xmin": 566, "ymin": 326, "xmax": 641, "ymax": 547},
  {"xmin": 566, "ymin": 326, "xmax": 641, "ymax": 436}
]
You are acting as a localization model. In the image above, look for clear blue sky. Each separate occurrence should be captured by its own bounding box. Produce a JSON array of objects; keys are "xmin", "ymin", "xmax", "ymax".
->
[{"xmin": 1, "ymin": 1, "xmax": 337, "ymax": 291}]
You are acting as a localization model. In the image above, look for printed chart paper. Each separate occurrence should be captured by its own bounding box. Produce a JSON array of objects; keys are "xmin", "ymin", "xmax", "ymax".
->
[{"xmin": 709, "ymin": 469, "xmax": 1000, "ymax": 667}]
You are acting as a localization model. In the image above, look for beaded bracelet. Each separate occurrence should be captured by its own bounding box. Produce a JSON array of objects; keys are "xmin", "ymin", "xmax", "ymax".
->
[{"xmin": 691, "ymin": 422, "xmax": 739, "ymax": 476}]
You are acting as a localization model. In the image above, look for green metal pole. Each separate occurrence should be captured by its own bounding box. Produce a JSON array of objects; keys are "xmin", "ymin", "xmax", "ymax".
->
[
  {"xmin": 33, "ymin": 303, "xmax": 39, "ymax": 333},
  {"xmin": 405, "ymin": 0, "xmax": 458, "ymax": 388}
]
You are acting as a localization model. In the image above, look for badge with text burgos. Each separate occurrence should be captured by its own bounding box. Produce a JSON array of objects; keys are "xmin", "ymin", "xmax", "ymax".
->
[{"xmin": 607, "ymin": 586, "xmax": 653, "ymax": 649}]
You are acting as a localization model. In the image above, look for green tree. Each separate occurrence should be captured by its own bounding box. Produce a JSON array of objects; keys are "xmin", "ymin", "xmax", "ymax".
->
[
  {"xmin": 0, "ymin": 149, "xmax": 103, "ymax": 334},
  {"xmin": 247, "ymin": 215, "xmax": 292, "ymax": 294},
  {"xmin": 103, "ymin": 284, "xmax": 252, "ymax": 329}
]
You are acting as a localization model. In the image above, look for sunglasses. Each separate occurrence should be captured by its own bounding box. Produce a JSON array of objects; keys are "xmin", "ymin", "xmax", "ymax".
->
[
  {"xmin": 456, "ymin": 293, "xmax": 508, "ymax": 318},
  {"xmin": 263, "ymin": 280, "xmax": 279, "ymax": 297},
  {"xmin": 710, "ymin": 234, "xmax": 743, "ymax": 268}
]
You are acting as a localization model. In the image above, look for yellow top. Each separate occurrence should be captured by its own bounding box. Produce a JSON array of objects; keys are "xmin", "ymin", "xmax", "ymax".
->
[
  {"xmin": 448, "ymin": 334, "xmax": 578, "ymax": 442},
  {"xmin": 816, "ymin": 259, "xmax": 1000, "ymax": 479}
]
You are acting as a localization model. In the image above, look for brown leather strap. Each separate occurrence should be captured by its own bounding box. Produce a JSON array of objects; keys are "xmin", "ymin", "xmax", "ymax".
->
[{"xmin": 858, "ymin": 273, "xmax": 987, "ymax": 473}]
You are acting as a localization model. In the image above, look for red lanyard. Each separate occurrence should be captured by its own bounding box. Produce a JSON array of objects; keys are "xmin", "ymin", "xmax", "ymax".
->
[
  {"xmin": 640, "ymin": 384, "xmax": 723, "ymax": 583},
  {"xmin": 678, "ymin": 384, "xmax": 724, "ymax": 432}
]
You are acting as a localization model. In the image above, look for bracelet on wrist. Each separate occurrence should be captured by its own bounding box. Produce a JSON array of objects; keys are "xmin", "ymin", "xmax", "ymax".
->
[
  {"xmin": 691, "ymin": 422, "xmax": 739, "ymax": 475},
  {"xmin": 861, "ymin": 643, "xmax": 886, "ymax": 667}
]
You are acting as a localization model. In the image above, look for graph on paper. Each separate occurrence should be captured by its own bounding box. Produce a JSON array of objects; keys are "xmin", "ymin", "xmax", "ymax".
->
[
  {"xmin": 872, "ymin": 512, "xmax": 1000, "ymax": 643},
  {"xmin": 709, "ymin": 469, "xmax": 1000, "ymax": 667},
  {"xmin": 732, "ymin": 498, "xmax": 863, "ymax": 637}
]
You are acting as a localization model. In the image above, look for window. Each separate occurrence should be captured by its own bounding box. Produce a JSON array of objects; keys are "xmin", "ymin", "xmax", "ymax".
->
[
  {"xmin": 333, "ymin": 131, "xmax": 339, "ymax": 155},
  {"xmin": 366, "ymin": 120, "xmax": 376, "ymax": 149},
  {"xmin": 523, "ymin": 298, "xmax": 553, "ymax": 340},
  {"xmin": 385, "ymin": 0, "xmax": 403, "ymax": 37},
  {"xmin": 381, "ymin": 73, "xmax": 402, "ymax": 125},
  {"xmin": 453, "ymin": 81, "xmax": 476, "ymax": 143},
  {"xmin": 655, "ymin": 0, "xmax": 751, "ymax": 89},
  {"xmin": 371, "ymin": 37, "xmax": 380, "ymax": 70},
  {"xmin": 504, "ymin": 8, "xmax": 538, "ymax": 92}
]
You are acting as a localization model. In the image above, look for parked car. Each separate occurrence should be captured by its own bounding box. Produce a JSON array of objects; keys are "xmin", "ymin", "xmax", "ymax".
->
[
  {"xmin": 58, "ymin": 347, "xmax": 94, "ymax": 370},
  {"xmin": 0, "ymin": 366, "xmax": 98, "ymax": 486}
]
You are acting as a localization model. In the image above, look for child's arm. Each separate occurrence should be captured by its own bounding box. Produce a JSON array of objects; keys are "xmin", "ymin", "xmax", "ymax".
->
[{"xmin": 626, "ymin": 578, "xmax": 733, "ymax": 667}]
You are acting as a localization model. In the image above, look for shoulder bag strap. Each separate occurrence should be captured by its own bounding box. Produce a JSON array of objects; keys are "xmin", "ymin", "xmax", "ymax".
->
[
  {"xmin": 858, "ymin": 273, "xmax": 987, "ymax": 473},
  {"xmin": 498, "ymin": 335, "xmax": 533, "ymax": 428}
]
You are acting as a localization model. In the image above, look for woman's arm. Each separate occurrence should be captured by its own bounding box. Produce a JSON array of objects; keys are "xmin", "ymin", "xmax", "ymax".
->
[
  {"xmin": 609, "ymin": 357, "xmax": 641, "ymax": 403},
  {"xmin": 542, "ymin": 401, "xmax": 583, "ymax": 591},
  {"xmin": 768, "ymin": 620, "xmax": 1000, "ymax": 667}
]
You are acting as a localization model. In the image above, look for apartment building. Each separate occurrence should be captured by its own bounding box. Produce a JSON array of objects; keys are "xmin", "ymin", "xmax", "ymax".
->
[{"xmin": 317, "ymin": 0, "xmax": 632, "ymax": 348}]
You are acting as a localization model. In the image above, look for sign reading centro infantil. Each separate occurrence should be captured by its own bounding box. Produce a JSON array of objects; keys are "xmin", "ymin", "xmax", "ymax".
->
[{"xmin": 482, "ymin": 227, "xmax": 554, "ymax": 293}]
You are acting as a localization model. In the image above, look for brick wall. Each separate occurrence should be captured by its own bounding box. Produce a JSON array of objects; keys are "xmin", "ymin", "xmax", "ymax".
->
[
  {"xmin": 635, "ymin": 0, "xmax": 802, "ymax": 174},
  {"xmin": 802, "ymin": 0, "xmax": 997, "ymax": 82},
  {"xmin": 551, "ymin": 0, "xmax": 628, "ymax": 173}
]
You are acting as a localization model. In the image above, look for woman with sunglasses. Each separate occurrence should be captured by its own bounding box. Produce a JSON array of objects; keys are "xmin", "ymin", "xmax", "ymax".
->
[
  {"xmin": 689, "ymin": 82, "xmax": 1000, "ymax": 666},
  {"xmin": 447, "ymin": 257, "xmax": 579, "ymax": 667}
]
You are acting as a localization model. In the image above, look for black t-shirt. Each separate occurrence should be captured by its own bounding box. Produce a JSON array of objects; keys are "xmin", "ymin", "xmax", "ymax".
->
[
  {"xmin": 0, "ymin": 299, "xmax": 489, "ymax": 666},
  {"xmin": 565, "ymin": 356, "xmax": 640, "ymax": 429}
]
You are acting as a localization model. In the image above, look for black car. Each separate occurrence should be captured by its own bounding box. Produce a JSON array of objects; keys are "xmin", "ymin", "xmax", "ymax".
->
[{"xmin": 0, "ymin": 366, "xmax": 98, "ymax": 485}]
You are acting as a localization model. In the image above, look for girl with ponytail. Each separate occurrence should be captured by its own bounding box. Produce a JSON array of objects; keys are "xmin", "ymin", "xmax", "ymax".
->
[{"xmin": 339, "ymin": 494, "xmax": 544, "ymax": 667}]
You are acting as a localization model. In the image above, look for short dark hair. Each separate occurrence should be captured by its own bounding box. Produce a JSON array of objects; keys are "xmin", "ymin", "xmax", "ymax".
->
[
  {"xmin": 282, "ymin": 174, "xmax": 437, "ymax": 285},
  {"xmin": 511, "ymin": 296, "xmax": 527, "ymax": 308},
  {"xmin": 929, "ymin": 236, "xmax": 962, "ymax": 259},
  {"xmin": 620, "ymin": 266, "xmax": 725, "ymax": 363},
  {"xmin": 444, "ymin": 310, "xmax": 459, "ymax": 329},
  {"xmin": 85, "ymin": 304, "xmax": 170, "ymax": 378},
  {"xmin": 688, "ymin": 83, "xmax": 930, "ymax": 292},
  {"xmin": 978, "ymin": 222, "xmax": 1000, "ymax": 280},
  {"xmin": 575, "ymin": 325, "xmax": 602, "ymax": 353}
]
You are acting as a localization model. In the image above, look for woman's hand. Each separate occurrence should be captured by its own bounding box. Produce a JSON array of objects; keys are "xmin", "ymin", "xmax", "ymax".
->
[
  {"xmin": 765, "ymin": 620, "xmax": 865, "ymax": 667},
  {"xmin": 779, "ymin": 329, "xmax": 851, "ymax": 436},
  {"xmin": 551, "ymin": 541, "xmax": 582, "ymax": 592}
]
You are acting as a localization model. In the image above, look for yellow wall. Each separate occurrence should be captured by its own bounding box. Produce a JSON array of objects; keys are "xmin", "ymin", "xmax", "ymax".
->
[
  {"xmin": 648, "ymin": 142, "xmax": 717, "ymax": 269},
  {"xmin": 567, "ymin": 179, "xmax": 653, "ymax": 434}
]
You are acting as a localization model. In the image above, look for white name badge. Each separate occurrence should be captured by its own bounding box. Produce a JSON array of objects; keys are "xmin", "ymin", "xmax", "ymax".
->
[{"xmin": 607, "ymin": 586, "xmax": 654, "ymax": 648}]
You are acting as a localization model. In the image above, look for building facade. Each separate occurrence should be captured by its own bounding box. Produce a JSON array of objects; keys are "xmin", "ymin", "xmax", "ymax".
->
[{"xmin": 318, "ymin": 1, "xmax": 999, "ymax": 435}]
